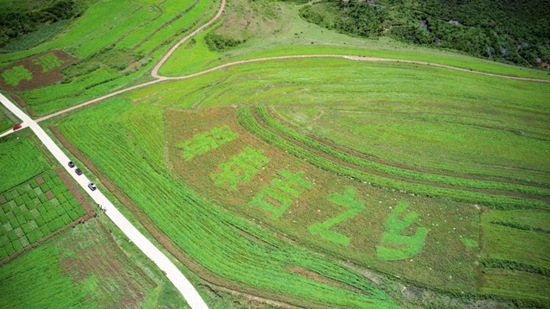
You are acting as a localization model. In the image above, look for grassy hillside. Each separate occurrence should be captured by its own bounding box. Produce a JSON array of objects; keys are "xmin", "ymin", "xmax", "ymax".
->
[{"xmin": 53, "ymin": 54, "xmax": 550, "ymax": 307}]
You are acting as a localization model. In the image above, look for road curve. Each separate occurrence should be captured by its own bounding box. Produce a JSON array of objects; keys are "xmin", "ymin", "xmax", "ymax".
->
[
  {"xmin": 152, "ymin": 0, "xmax": 227, "ymax": 78},
  {"xmin": 0, "ymin": 93, "xmax": 209, "ymax": 309}
]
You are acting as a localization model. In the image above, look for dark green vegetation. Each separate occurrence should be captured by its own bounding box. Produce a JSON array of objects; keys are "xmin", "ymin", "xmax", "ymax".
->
[
  {"xmin": 0, "ymin": 0, "xmax": 94, "ymax": 49},
  {"xmin": 300, "ymin": 0, "xmax": 550, "ymax": 68}
]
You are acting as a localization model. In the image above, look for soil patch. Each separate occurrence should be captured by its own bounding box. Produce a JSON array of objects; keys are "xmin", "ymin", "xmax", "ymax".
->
[
  {"xmin": 0, "ymin": 50, "xmax": 77, "ymax": 91},
  {"xmin": 45, "ymin": 190, "xmax": 54, "ymax": 199},
  {"xmin": 9, "ymin": 93, "xmax": 27, "ymax": 108},
  {"xmin": 0, "ymin": 195, "xmax": 6, "ymax": 204},
  {"xmin": 36, "ymin": 176, "xmax": 44, "ymax": 185},
  {"xmin": 286, "ymin": 265, "xmax": 363, "ymax": 294}
]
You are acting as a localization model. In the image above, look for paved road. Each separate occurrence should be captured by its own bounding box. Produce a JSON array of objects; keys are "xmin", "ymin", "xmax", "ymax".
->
[{"xmin": 0, "ymin": 93, "xmax": 209, "ymax": 309}]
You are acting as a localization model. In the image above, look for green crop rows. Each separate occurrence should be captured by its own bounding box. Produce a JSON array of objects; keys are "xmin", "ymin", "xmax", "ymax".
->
[
  {"xmin": 256, "ymin": 106, "xmax": 550, "ymax": 198},
  {"xmin": 57, "ymin": 99, "xmax": 400, "ymax": 308},
  {"xmin": 0, "ymin": 135, "xmax": 50, "ymax": 193},
  {"xmin": 237, "ymin": 105, "xmax": 548, "ymax": 210},
  {"xmin": 0, "ymin": 170, "xmax": 86, "ymax": 261}
]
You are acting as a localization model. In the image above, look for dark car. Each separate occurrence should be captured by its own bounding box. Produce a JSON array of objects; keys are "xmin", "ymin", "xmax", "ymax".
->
[
  {"xmin": 68, "ymin": 161, "xmax": 75, "ymax": 168},
  {"xmin": 88, "ymin": 182, "xmax": 97, "ymax": 191},
  {"xmin": 75, "ymin": 168, "xmax": 83, "ymax": 175}
]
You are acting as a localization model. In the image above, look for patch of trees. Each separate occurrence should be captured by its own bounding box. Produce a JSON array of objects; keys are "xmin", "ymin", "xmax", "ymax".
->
[
  {"xmin": 300, "ymin": 0, "xmax": 550, "ymax": 69},
  {"xmin": 0, "ymin": 0, "xmax": 89, "ymax": 47},
  {"xmin": 205, "ymin": 32, "xmax": 243, "ymax": 52}
]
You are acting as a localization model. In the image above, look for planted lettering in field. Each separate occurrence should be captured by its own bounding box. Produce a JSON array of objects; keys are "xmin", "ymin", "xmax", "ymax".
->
[
  {"xmin": 178, "ymin": 125, "xmax": 238, "ymax": 161},
  {"xmin": 211, "ymin": 147, "xmax": 270, "ymax": 190},
  {"xmin": 376, "ymin": 201, "xmax": 428, "ymax": 260},
  {"xmin": 32, "ymin": 53, "xmax": 64, "ymax": 73},
  {"xmin": 308, "ymin": 187, "xmax": 366, "ymax": 246},
  {"xmin": 1, "ymin": 66, "xmax": 32, "ymax": 86},
  {"xmin": 250, "ymin": 169, "xmax": 312, "ymax": 219}
]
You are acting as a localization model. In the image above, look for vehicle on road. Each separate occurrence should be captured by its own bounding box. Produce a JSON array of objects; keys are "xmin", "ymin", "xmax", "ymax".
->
[
  {"xmin": 75, "ymin": 168, "xmax": 83, "ymax": 175},
  {"xmin": 88, "ymin": 182, "xmax": 97, "ymax": 191},
  {"xmin": 12, "ymin": 124, "xmax": 22, "ymax": 130},
  {"xmin": 68, "ymin": 161, "xmax": 75, "ymax": 168}
]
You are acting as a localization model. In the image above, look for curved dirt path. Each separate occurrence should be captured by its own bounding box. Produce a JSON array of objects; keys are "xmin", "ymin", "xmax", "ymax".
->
[
  {"xmin": 152, "ymin": 0, "xmax": 227, "ymax": 78},
  {"xmin": 36, "ymin": 54, "xmax": 550, "ymax": 123}
]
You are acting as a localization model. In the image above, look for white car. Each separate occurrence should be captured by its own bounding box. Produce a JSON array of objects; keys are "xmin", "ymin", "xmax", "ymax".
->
[{"xmin": 88, "ymin": 182, "xmax": 97, "ymax": 191}]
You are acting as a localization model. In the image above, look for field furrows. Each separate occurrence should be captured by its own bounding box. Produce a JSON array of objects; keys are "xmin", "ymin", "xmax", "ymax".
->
[
  {"xmin": 237, "ymin": 106, "xmax": 549, "ymax": 210},
  {"xmin": 260, "ymin": 107, "xmax": 550, "ymax": 199}
]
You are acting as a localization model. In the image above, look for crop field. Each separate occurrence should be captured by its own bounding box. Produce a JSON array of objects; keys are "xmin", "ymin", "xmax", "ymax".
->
[
  {"xmin": 55, "ymin": 99, "xmax": 403, "ymax": 309},
  {"xmin": 0, "ymin": 0, "xmax": 218, "ymax": 116},
  {"xmin": 1, "ymin": 0, "xmax": 550, "ymax": 307},
  {"xmin": 0, "ymin": 131, "xmax": 89, "ymax": 263},
  {"xmin": 0, "ymin": 169, "xmax": 87, "ymax": 261},
  {"xmin": 0, "ymin": 218, "xmax": 187, "ymax": 308}
]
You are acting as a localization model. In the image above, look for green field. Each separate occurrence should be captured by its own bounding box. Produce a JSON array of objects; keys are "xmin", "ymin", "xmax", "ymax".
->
[{"xmin": 1, "ymin": 0, "xmax": 550, "ymax": 307}]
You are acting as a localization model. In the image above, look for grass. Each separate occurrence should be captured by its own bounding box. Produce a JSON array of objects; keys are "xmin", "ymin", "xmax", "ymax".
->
[
  {"xmin": 0, "ymin": 131, "xmax": 50, "ymax": 193},
  {"xmin": 56, "ymin": 98, "xmax": 401, "ymax": 309}
]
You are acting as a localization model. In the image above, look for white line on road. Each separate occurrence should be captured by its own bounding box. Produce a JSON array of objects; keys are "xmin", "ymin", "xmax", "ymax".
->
[{"xmin": 0, "ymin": 93, "xmax": 209, "ymax": 309}]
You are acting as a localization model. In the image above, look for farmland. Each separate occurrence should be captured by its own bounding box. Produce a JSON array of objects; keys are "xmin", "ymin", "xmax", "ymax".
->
[
  {"xmin": 0, "ymin": 0, "xmax": 219, "ymax": 116},
  {"xmin": 0, "ymin": 126, "xmax": 190, "ymax": 308},
  {"xmin": 1, "ymin": 0, "xmax": 550, "ymax": 307}
]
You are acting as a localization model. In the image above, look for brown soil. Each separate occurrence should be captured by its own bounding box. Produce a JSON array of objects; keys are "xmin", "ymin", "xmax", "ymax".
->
[
  {"xmin": 0, "ymin": 50, "xmax": 77, "ymax": 91},
  {"xmin": 36, "ymin": 176, "xmax": 44, "ymax": 185},
  {"xmin": 45, "ymin": 190, "xmax": 54, "ymax": 199},
  {"xmin": 0, "ymin": 195, "xmax": 6, "ymax": 204},
  {"xmin": 9, "ymin": 93, "xmax": 27, "ymax": 107}
]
